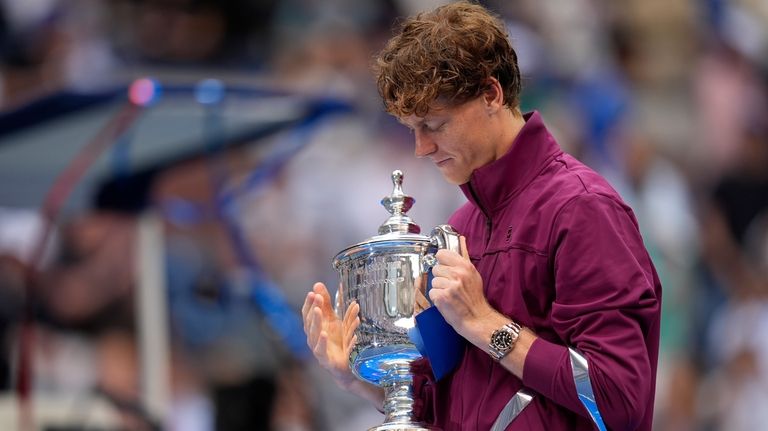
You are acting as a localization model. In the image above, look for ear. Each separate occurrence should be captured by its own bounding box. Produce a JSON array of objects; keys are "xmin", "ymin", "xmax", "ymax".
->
[{"xmin": 482, "ymin": 77, "xmax": 504, "ymax": 113}]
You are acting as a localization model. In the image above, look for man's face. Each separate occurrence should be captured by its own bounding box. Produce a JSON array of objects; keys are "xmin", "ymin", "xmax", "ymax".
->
[{"xmin": 399, "ymin": 95, "xmax": 502, "ymax": 185}]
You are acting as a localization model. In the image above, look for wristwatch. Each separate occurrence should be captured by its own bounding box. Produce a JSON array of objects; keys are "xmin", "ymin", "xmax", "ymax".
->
[{"xmin": 489, "ymin": 321, "xmax": 522, "ymax": 361}]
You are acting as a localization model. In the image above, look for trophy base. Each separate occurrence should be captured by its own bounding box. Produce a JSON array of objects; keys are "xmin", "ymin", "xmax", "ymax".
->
[{"xmin": 368, "ymin": 423, "xmax": 439, "ymax": 431}]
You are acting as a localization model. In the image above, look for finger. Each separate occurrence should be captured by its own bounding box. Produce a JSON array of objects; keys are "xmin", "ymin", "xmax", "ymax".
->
[
  {"xmin": 435, "ymin": 248, "xmax": 464, "ymax": 266},
  {"xmin": 306, "ymin": 307, "xmax": 318, "ymax": 347},
  {"xmin": 429, "ymin": 275, "xmax": 449, "ymax": 290},
  {"xmin": 343, "ymin": 302, "xmax": 360, "ymax": 349},
  {"xmin": 301, "ymin": 292, "xmax": 315, "ymax": 332},
  {"xmin": 428, "ymin": 286, "xmax": 443, "ymax": 305},
  {"xmin": 314, "ymin": 282, "xmax": 337, "ymax": 319},
  {"xmin": 343, "ymin": 301, "xmax": 359, "ymax": 328},
  {"xmin": 346, "ymin": 335, "xmax": 358, "ymax": 356},
  {"xmin": 460, "ymin": 236, "xmax": 469, "ymax": 260},
  {"xmin": 314, "ymin": 282, "xmax": 333, "ymax": 306},
  {"xmin": 344, "ymin": 316, "xmax": 359, "ymax": 348},
  {"xmin": 307, "ymin": 307, "xmax": 324, "ymax": 348},
  {"xmin": 302, "ymin": 292, "xmax": 313, "ymax": 319},
  {"xmin": 312, "ymin": 293, "xmax": 326, "ymax": 319},
  {"xmin": 415, "ymin": 289, "xmax": 431, "ymax": 310},
  {"xmin": 431, "ymin": 262, "xmax": 450, "ymax": 278}
]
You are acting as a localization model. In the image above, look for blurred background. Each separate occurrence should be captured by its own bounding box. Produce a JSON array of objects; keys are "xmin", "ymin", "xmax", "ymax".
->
[{"xmin": 0, "ymin": 0, "xmax": 766, "ymax": 430}]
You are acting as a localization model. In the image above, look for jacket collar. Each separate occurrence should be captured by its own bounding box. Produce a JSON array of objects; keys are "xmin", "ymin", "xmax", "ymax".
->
[{"xmin": 459, "ymin": 111, "xmax": 562, "ymax": 216}]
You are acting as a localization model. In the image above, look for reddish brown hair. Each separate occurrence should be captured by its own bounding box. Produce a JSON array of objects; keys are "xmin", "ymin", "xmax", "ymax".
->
[{"xmin": 374, "ymin": 1, "xmax": 521, "ymax": 117}]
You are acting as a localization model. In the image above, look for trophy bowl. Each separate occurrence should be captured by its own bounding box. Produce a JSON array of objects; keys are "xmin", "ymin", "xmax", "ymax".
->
[{"xmin": 332, "ymin": 170, "xmax": 459, "ymax": 431}]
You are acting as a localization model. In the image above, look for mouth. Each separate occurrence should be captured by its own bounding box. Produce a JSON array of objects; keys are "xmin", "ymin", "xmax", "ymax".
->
[{"xmin": 435, "ymin": 158, "xmax": 451, "ymax": 167}]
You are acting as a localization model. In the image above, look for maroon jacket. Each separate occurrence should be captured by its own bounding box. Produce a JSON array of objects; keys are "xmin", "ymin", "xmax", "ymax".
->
[{"xmin": 414, "ymin": 111, "xmax": 661, "ymax": 430}]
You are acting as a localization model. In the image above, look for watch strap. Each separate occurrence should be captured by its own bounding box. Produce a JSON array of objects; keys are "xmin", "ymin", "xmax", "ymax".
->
[{"xmin": 489, "ymin": 321, "xmax": 522, "ymax": 361}]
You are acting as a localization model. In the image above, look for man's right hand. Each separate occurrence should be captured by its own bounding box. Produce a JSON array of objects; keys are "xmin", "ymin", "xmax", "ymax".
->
[
  {"xmin": 302, "ymin": 282, "xmax": 360, "ymax": 390},
  {"xmin": 302, "ymin": 282, "xmax": 385, "ymax": 409}
]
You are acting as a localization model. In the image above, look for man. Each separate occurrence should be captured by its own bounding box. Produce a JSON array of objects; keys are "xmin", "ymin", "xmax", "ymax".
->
[{"xmin": 302, "ymin": 2, "xmax": 661, "ymax": 430}]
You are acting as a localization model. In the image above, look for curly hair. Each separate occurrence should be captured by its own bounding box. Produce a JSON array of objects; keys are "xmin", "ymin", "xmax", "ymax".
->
[{"xmin": 374, "ymin": 1, "xmax": 521, "ymax": 117}]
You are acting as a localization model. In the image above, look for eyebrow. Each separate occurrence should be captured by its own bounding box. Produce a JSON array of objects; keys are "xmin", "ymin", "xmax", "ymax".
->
[
  {"xmin": 398, "ymin": 115, "xmax": 443, "ymax": 129},
  {"xmin": 396, "ymin": 118, "xmax": 421, "ymax": 128}
]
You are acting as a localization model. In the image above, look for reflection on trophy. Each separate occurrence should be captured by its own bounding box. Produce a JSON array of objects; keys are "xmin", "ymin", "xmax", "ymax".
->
[{"xmin": 333, "ymin": 170, "xmax": 460, "ymax": 431}]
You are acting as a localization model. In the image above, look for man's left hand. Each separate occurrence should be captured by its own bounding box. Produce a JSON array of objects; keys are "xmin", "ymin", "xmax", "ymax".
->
[{"xmin": 429, "ymin": 236, "xmax": 494, "ymax": 336}]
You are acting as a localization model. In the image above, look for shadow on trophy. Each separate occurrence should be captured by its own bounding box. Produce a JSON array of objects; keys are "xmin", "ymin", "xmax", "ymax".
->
[{"xmin": 333, "ymin": 170, "xmax": 461, "ymax": 431}]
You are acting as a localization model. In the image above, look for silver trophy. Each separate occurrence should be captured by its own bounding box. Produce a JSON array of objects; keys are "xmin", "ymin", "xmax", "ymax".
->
[{"xmin": 333, "ymin": 170, "xmax": 460, "ymax": 431}]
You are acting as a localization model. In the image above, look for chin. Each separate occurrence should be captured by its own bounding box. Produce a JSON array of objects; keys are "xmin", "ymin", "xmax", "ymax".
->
[
  {"xmin": 440, "ymin": 172, "xmax": 470, "ymax": 185},
  {"xmin": 436, "ymin": 163, "xmax": 470, "ymax": 185}
]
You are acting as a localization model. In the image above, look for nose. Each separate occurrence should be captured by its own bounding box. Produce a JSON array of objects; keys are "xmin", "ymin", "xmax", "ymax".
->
[{"xmin": 414, "ymin": 130, "xmax": 437, "ymax": 158}]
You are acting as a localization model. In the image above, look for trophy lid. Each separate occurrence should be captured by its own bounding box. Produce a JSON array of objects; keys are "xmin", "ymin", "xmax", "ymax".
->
[
  {"xmin": 332, "ymin": 169, "xmax": 429, "ymax": 270},
  {"xmin": 378, "ymin": 170, "xmax": 421, "ymax": 235}
]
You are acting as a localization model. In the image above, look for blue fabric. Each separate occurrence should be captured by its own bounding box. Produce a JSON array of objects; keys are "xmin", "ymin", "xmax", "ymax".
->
[
  {"xmin": 409, "ymin": 268, "xmax": 465, "ymax": 381},
  {"xmin": 413, "ymin": 306, "xmax": 465, "ymax": 381}
]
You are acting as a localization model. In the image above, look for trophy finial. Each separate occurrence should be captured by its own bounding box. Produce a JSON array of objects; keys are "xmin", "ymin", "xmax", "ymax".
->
[
  {"xmin": 392, "ymin": 170, "xmax": 404, "ymax": 194},
  {"xmin": 379, "ymin": 170, "xmax": 420, "ymax": 234}
]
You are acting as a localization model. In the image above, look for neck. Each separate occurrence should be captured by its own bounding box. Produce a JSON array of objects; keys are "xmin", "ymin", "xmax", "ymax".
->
[{"xmin": 494, "ymin": 108, "xmax": 526, "ymax": 160}]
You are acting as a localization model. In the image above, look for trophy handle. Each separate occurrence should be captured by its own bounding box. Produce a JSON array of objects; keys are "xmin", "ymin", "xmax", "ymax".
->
[
  {"xmin": 430, "ymin": 224, "xmax": 461, "ymax": 253},
  {"xmin": 422, "ymin": 225, "xmax": 462, "ymax": 271}
]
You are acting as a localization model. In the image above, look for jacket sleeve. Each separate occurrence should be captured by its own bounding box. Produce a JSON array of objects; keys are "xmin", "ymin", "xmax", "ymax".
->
[{"xmin": 521, "ymin": 193, "xmax": 661, "ymax": 431}]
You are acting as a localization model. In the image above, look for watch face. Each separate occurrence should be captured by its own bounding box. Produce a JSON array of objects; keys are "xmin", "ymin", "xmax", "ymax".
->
[{"xmin": 492, "ymin": 329, "xmax": 514, "ymax": 350}]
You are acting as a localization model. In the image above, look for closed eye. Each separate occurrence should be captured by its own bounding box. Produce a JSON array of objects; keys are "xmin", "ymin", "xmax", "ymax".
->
[{"xmin": 423, "ymin": 121, "xmax": 446, "ymax": 133}]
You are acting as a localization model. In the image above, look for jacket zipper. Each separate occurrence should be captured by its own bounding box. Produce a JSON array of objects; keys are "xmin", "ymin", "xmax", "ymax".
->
[
  {"xmin": 467, "ymin": 182, "xmax": 493, "ymax": 247},
  {"xmin": 466, "ymin": 180, "xmax": 494, "ymax": 428}
]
